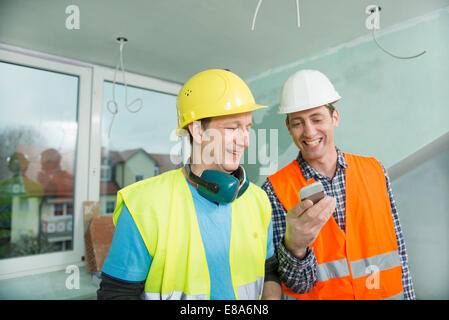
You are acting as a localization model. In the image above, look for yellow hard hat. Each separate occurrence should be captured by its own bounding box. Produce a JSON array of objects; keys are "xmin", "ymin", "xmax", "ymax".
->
[{"xmin": 176, "ymin": 69, "xmax": 267, "ymax": 136}]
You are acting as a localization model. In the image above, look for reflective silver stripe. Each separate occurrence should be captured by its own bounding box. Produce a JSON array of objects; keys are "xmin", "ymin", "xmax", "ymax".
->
[
  {"xmin": 143, "ymin": 277, "xmax": 264, "ymax": 300},
  {"xmin": 236, "ymin": 277, "xmax": 264, "ymax": 300},
  {"xmin": 350, "ymin": 251, "xmax": 401, "ymax": 279},
  {"xmin": 316, "ymin": 258, "xmax": 351, "ymax": 282},
  {"xmin": 143, "ymin": 291, "xmax": 207, "ymax": 300},
  {"xmin": 382, "ymin": 291, "xmax": 404, "ymax": 300}
]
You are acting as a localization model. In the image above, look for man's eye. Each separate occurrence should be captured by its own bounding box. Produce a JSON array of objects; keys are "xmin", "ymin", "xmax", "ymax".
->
[{"xmin": 292, "ymin": 122, "xmax": 302, "ymax": 127}]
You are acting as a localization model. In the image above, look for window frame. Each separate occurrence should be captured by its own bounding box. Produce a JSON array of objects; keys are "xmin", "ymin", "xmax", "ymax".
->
[
  {"xmin": 88, "ymin": 66, "xmax": 181, "ymax": 203},
  {"xmin": 0, "ymin": 45, "xmax": 92, "ymax": 279},
  {"xmin": 0, "ymin": 44, "xmax": 181, "ymax": 279}
]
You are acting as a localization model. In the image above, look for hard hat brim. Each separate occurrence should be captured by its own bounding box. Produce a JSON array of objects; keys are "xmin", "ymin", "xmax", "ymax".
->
[{"xmin": 278, "ymin": 96, "xmax": 341, "ymax": 114}]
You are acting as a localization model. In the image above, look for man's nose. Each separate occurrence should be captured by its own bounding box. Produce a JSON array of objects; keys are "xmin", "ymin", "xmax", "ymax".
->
[
  {"xmin": 233, "ymin": 128, "xmax": 250, "ymax": 149},
  {"xmin": 303, "ymin": 120, "xmax": 317, "ymax": 138}
]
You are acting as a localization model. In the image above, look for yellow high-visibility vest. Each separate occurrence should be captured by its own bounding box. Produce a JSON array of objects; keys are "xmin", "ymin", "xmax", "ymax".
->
[{"xmin": 113, "ymin": 168, "xmax": 272, "ymax": 300}]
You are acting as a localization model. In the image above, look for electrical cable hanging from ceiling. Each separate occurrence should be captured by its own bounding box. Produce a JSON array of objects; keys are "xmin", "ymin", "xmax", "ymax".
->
[
  {"xmin": 251, "ymin": 3, "xmax": 426, "ymax": 60},
  {"xmin": 106, "ymin": 37, "xmax": 143, "ymax": 138},
  {"xmin": 251, "ymin": 0, "xmax": 263, "ymax": 31},
  {"xmin": 251, "ymin": 0, "xmax": 301, "ymax": 31},
  {"xmin": 296, "ymin": 0, "xmax": 301, "ymax": 28},
  {"xmin": 366, "ymin": 6, "xmax": 426, "ymax": 60},
  {"xmin": 371, "ymin": 28, "xmax": 426, "ymax": 59}
]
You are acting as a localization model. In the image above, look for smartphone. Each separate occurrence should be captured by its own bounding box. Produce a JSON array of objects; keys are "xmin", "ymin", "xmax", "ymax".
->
[{"xmin": 299, "ymin": 181, "xmax": 325, "ymax": 204}]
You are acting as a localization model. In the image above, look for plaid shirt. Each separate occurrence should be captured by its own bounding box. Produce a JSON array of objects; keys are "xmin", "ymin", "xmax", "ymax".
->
[{"xmin": 261, "ymin": 149, "xmax": 416, "ymax": 300}]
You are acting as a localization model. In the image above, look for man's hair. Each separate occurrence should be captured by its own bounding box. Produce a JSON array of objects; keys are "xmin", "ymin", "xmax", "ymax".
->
[
  {"xmin": 286, "ymin": 103, "xmax": 335, "ymax": 124},
  {"xmin": 187, "ymin": 117, "xmax": 212, "ymax": 145}
]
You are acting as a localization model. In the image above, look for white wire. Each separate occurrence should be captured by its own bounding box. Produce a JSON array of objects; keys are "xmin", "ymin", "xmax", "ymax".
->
[
  {"xmin": 106, "ymin": 39, "xmax": 144, "ymax": 138},
  {"xmin": 251, "ymin": 0, "xmax": 301, "ymax": 30},
  {"xmin": 296, "ymin": 0, "xmax": 300, "ymax": 28},
  {"xmin": 371, "ymin": 28, "xmax": 426, "ymax": 60},
  {"xmin": 251, "ymin": 0, "xmax": 263, "ymax": 31}
]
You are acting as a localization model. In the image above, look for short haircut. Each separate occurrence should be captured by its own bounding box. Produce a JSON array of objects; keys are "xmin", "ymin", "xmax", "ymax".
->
[
  {"xmin": 286, "ymin": 103, "xmax": 335, "ymax": 124},
  {"xmin": 187, "ymin": 117, "xmax": 212, "ymax": 145}
]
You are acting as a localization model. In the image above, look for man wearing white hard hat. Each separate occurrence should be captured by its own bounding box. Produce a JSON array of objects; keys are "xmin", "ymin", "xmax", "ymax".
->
[{"xmin": 262, "ymin": 69, "xmax": 415, "ymax": 300}]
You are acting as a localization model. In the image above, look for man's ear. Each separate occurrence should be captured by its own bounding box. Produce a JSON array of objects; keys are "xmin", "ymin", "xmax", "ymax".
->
[
  {"xmin": 188, "ymin": 120, "xmax": 203, "ymax": 144},
  {"xmin": 332, "ymin": 108, "xmax": 340, "ymax": 128},
  {"xmin": 285, "ymin": 115, "xmax": 292, "ymax": 136}
]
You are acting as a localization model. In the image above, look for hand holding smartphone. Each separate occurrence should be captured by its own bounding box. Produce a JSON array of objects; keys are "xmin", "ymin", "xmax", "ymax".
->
[
  {"xmin": 299, "ymin": 181, "xmax": 325, "ymax": 204},
  {"xmin": 285, "ymin": 181, "xmax": 334, "ymax": 259}
]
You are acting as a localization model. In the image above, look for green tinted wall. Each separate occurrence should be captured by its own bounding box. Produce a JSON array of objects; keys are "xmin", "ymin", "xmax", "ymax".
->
[
  {"xmin": 245, "ymin": 7, "xmax": 449, "ymax": 186},
  {"xmin": 391, "ymin": 146, "xmax": 449, "ymax": 299},
  {"xmin": 243, "ymin": 7, "xmax": 449, "ymax": 300}
]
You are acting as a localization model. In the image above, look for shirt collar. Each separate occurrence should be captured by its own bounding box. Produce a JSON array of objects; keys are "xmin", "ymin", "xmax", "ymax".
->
[{"xmin": 296, "ymin": 147, "xmax": 349, "ymax": 180}]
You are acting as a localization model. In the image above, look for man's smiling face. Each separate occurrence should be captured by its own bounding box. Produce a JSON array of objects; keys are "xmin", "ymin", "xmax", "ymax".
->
[
  {"xmin": 286, "ymin": 105, "xmax": 339, "ymax": 163},
  {"xmin": 192, "ymin": 111, "xmax": 252, "ymax": 173}
]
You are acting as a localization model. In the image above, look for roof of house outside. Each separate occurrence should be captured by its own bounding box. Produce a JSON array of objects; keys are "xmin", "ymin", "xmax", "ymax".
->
[
  {"xmin": 100, "ymin": 181, "xmax": 119, "ymax": 195},
  {"xmin": 102, "ymin": 148, "xmax": 181, "ymax": 173}
]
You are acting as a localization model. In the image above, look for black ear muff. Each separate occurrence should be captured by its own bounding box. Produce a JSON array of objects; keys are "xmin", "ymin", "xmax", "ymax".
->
[{"xmin": 234, "ymin": 166, "xmax": 249, "ymax": 198}]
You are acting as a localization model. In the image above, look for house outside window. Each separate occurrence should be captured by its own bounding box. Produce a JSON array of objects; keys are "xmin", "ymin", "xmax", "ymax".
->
[
  {"xmin": 94, "ymin": 76, "xmax": 182, "ymax": 226},
  {"xmin": 66, "ymin": 202, "xmax": 73, "ymax": 215},
  {"xmin": 54, "ymin": 204, "xmax": 64, "ymax": 216},
  {"xmin": 100, "ymin": 165, "xmax": 111, "ymax": 182},
  {"xmin": 106, "ymin": 200, "xmax": 115, "ymax": 214}
]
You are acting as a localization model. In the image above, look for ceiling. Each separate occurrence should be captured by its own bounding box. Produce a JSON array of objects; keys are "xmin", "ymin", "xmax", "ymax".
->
[{"xmin": 1, "ymin": 0, "xmax": 448, "ymax": 84}]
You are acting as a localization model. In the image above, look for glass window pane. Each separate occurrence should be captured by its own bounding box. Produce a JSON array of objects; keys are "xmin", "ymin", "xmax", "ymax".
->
[
  {"xmin": 0, "ymin": 61, "xmax": 79, "ymax": 259},
  {"xmin": 100, "ymin": 81, "xmax": 180, "ymax": 214}
]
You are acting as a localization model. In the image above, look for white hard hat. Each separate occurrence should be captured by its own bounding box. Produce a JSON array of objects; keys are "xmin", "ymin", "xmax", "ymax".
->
[{"xmin": 278, "ymin": 69, "xmax": 341, "ymax": 114}]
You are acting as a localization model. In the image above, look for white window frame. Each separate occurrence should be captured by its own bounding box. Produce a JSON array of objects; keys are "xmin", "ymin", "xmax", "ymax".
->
[
  {"xmin": 0, "ymin": 44, "xmax": 181, "ymax": 279},
  {"xmin": 88, "ymin": 66, "xmax": 181, "ymax": 203},
  {"xmin": 0, "ymin": 44, "xmax": 91, "ymax": 279}
]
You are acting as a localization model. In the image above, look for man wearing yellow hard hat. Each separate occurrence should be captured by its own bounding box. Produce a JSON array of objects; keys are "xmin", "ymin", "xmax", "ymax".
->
[
  {"xmin": 263, "ymin": 69, "xmax": 415, "ymax": 300},
  {"xmin": 98, "ymin": 69, "xmax": 281, "ymax": 300}
]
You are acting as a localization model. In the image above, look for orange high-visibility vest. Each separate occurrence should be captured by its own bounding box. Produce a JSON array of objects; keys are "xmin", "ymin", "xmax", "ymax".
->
[{"xmin": 268, "ymin": 153, "xmax": 403, "ymax": 300}]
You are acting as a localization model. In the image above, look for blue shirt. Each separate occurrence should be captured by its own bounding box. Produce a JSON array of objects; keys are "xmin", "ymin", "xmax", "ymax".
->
[{"xmin": 102, "ymin": 178, "xmax": 274, "ymax": 300}]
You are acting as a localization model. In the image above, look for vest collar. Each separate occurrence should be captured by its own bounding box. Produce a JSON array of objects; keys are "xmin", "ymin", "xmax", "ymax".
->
[{"xmin": 296, "ymin": 147, "xmax": 349, "ymax": 181}]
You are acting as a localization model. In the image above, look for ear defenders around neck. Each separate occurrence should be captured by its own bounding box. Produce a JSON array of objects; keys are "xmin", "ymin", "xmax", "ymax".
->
[{"xmin": 185, "ymin": 164, "xmax": 249, "ymax": 204}]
